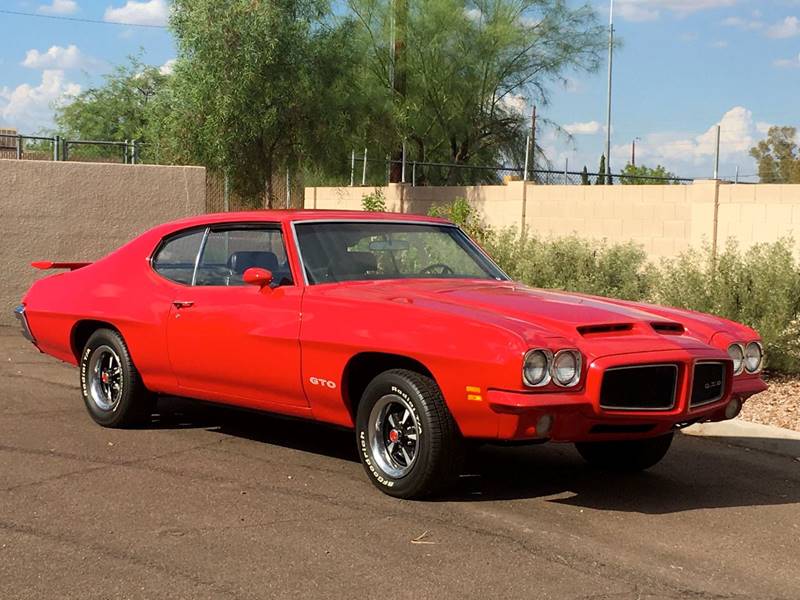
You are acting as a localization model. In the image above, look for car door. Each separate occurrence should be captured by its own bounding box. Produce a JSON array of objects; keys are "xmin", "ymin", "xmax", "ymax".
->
[{"xmin": 164, "ymin": 223, "xmax": 307, "ymax": 409}]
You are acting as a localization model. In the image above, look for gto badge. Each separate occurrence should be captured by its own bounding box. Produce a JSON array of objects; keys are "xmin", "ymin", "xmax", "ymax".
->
[
  {"xmin": 309, "ymin": 377, "xmax": 337, "ymax": 389},
  {"xmin": 704, "ymin": 380, "xmax": 722, "ymax": 390}
]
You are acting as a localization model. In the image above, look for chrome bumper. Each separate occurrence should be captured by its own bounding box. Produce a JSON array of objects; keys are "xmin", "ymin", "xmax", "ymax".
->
[{"xmin": 14, "ymin": 305, "xmax": 36, "ymax": 344}]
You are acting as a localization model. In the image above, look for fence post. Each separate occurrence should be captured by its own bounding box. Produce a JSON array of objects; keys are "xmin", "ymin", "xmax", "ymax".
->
[
  {"xmin": 361, "ymin": 148, "xmax": 368, "ymax": 186},
  {"xmin": 350, "ymin": 150, "xmax": 355, "ymax": 186},
  {"xmin": 401, "ymin": 140, "xmax": 406, "ymax": 184},
  {"xmin": 15, "ymin": 135, "xmax": 21, "ymax": 159},
  {"xmin": 223, "ymin": 171, "xmax": 230, "ymax": 212},
  {"xmin": 131, "ymin": 140, "xmax": 137, "ymax": 165},
  {"xmin": 53, "ymin": 136, "xmax": 59, "ymax": 161},
  {"xmin": 412, "ymin": 161, "xmax": 416, "ymax": 187},
  {"xmin": 564, "ymin": 158, "xmax": 568, "ymax": 184},
  {"xmin": 285, "ymin": 166, "xmax": 291, "ymax": 209}
]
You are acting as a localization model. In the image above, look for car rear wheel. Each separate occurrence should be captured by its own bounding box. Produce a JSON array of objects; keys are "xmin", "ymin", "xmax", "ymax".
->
[
  {"xmin": 575, "ymin": 432, "xmax": 674, "ymax": 471},
  {"xmin": 80, "ymin": 328, "xmax": 154, "ymax": 428},
  {"xmin": 355, "ymin": 369, "xmax": 463, "ymax": 499}
]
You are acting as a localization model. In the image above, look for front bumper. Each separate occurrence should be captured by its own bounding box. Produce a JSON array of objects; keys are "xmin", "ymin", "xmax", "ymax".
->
[{"xmin": 486, "ymin": 348, "xmax": 767, "ymax": 442}]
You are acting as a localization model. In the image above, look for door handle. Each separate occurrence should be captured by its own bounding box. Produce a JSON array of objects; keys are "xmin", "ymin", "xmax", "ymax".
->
[{"xmin": 173, "ymin": 301, "xmax": 194, "ymax": 309}]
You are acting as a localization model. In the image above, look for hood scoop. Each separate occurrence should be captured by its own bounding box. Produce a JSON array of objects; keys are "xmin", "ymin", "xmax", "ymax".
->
[
  {"xmin": 651, "ymin": 321, "xmax": 685, "ymax": 335},
  {"xmin": 577, "ymin": 323, "xmax": 634, "ymax": 337}
]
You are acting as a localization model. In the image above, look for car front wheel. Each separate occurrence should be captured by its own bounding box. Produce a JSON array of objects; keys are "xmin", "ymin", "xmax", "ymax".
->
[
  {"xmin": 80, "ymin": 328, "xmax": 154, "ymax": 428},
  {"xmin": 355, "ymin": 369, "xmax": 462, "ymax": 499},
  {"xmin": 575, "ymin": 432, "xmax": 674, "ymax": 471}
]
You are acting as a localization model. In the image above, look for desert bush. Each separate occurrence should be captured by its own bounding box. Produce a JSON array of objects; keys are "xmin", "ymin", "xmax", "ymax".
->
[
  {"xmin": 430, "ymin": 199, "xmax": 800, "ymax": 372},
  {"xmin": 653, "ymin": 239, "xmax": 800, "ymax": 373},
  {"xmin": 361, "ymin": 189, "xmax": 387, "ymax": 212}
]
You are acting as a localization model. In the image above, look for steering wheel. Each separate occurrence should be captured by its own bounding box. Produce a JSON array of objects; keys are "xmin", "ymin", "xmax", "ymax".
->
[{"xmin": 419, "ymin": 263, "xmax": 455, "ymax": 276}]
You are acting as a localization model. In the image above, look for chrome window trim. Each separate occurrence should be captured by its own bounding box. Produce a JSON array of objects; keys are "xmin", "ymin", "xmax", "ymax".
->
[
  {"xmin": 690, "ymin": 360, "xmax": 727, "ymax": 407},
  {"xmin": 289, "ymin": 218, "xmax": 511, "ymax": 286},
  {"xmin": 190, "ymin": 227, "xmax": 210, "ymax": 286},
  {"xmin": 14, "ymin": 304, "xmax": 36, "ymax": 344},
  {"xmin": 599, "ymin": 363, "xmax": 679, "ymax": 412}
]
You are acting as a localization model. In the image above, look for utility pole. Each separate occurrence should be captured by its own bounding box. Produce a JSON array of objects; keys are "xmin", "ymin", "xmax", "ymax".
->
[
  {"xmin": 605, "ymin": 0, "xmax": 614, "ymax": 179},
  {"xmin": 631, "ymin": 137, "xmax": 640, "ymax": 166},
  {"xmin": 389, "ymin": 0, "xmax": 408, "ymax": 183}
]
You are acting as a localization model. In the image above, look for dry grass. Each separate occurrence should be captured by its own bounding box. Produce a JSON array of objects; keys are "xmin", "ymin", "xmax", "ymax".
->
[{"xmin": 740, "ymin": 374, "xmax": 800, "ymax": 432}]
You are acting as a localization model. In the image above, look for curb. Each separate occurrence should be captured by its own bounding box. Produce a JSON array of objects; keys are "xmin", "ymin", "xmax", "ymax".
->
[{"xmin": 682, "ymin": 419, "xmax": 800, "ymax": 460}]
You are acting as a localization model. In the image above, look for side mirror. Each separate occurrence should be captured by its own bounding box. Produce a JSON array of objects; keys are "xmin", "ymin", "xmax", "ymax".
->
[{"xmin": 242, "ymin": 267, "xmax": 273, "ymax": 289}]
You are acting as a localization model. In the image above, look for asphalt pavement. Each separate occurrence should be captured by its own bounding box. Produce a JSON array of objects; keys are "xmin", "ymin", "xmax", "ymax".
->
[{"xmin": 1, "ymin": 327, "xmax": 799, "ymax": 600}]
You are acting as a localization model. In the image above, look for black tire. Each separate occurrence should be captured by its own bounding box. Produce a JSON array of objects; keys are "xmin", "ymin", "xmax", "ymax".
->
[
  {"xmin": 79, "ymin": 328, "xmax": 154, "ymax": 428},
  {"xmin": 355, "ymin": 369, "xmax": 463, "ymax": 499},
  {"xmin": 575, "ymin": 432, "xmax": 674, "ymax": 472}
]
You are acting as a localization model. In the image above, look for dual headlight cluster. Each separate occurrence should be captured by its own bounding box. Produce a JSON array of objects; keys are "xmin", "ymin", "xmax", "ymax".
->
[
  {"xmin": 728, "ymin": 342, "xmax": 763, "ymax": 375},
  {"xmin": 523, "ymin": 349, "xmax": 582, "ymax": 388}
]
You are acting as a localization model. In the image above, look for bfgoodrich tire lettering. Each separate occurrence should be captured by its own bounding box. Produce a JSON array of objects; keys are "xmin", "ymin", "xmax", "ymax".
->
[
  {"xmin": 80, "ymin": 328, "xmax": 154, "ymax": 428},
  {"xmin": 575, "ymin": 432, "xmax": 674, "ymax": 471},
  {"xmin": 355, "ymin": 369, "xmax": 463, "ymax": 499}
]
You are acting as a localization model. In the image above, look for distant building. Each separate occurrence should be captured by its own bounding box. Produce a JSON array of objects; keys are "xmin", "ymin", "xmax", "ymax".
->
[{"xmin": 0, "ymin": 128, "xmax": 19, "ymax": 159}]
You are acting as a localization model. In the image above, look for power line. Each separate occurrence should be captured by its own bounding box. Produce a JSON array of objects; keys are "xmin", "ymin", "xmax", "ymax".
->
[{"xmin": 0, "ymin": 9, "xmax": 168, "ymax": 29}]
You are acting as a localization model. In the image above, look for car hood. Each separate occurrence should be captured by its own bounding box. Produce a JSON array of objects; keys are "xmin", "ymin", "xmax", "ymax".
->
[{"xmin": 329, "ymin": 279, "xmax": 731, "ymax": 351}]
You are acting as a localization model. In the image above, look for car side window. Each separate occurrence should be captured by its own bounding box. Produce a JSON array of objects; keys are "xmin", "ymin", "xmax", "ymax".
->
[
  {"xmin": 152, "ymin": 229, "xmax": 205, "ymax": 285},
  {"xmin": 195, "ymin": 227, "xmax": 294, "ymax": 287}
]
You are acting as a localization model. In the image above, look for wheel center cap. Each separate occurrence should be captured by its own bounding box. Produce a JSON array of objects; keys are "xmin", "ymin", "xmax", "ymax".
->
[
  {"xmin": 388, "ymin": 429, "xmax": 400, "ymax": 443},
  {"xmin": 101, "ymin": 371, "xmax": 110, "ymax": 384}
]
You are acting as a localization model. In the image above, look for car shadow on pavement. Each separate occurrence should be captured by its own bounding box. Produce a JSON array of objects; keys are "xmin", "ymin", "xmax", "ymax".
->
[
  {"xmin": 152, "ymin": 397, "xmax": 800, "ymax": 514},
  {"xmin": 443, "ymin": 437, "xmax": 800, "ymax": 513}
]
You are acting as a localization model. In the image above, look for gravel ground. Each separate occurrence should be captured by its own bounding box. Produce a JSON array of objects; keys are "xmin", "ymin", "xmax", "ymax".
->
[{"xmin": 741, "ymin": 374, "xmax": 800, "ymax": 432}]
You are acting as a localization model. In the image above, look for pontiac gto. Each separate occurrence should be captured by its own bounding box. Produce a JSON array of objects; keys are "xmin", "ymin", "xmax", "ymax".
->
[{"xmin": 15, "ymin": 210, "xmax": 767, "ymax": 498}]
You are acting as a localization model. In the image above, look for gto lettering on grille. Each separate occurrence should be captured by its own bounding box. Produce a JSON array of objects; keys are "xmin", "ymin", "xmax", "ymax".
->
[{"xmin": 309, "ymin": 377, "xmax": 337, "ymax": 389}]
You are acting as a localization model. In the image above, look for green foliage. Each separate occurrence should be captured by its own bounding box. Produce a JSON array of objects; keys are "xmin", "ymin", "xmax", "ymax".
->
[
  {"xmin": 596, "ymin": 154, "xmax": 606, "ymax": 185},
  {"xmin": 580, "ymin": 166, "xmax": 590, "ymax": 185},
  {"xmin": 653, "ymin": 239, "xmax": 800, "ymax": 372},
  {"xmin": 54, "ymin": 56, "xmax": 168, "ymax": 146},
  {"xmin": 361, "ymin": 189, "xmax": 388, "ymax": 212},
  {"xmin": 620, "ymin": 163, "xmax": 678, "ymax": 184},
  {"xmin": 431, "ymin": 199, "xmax": 800, "ymax": 372},
  {"xmin": 347, "ymin": 0, "xmax": 605, "ymax": 183},
  {"xmin": 749, "ymin": 126, "xmax": 800, "ymax": 183},
  {"xmin": 427, "ymin": 197, "xmax": 493, "ymax": 245}
]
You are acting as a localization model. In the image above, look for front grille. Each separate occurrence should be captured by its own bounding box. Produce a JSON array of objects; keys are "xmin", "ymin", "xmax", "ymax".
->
[
  {"xmin": 691, "ymin": 362, "xmax": 726, "ymax": 406},
  {"xmin": 600, "ymin": 364, "xmax": 678, "ymax": 411}
]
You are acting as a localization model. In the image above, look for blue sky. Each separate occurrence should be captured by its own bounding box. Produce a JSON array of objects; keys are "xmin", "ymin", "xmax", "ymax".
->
[{"xmin": 1, "ymin": 0, "xmax": 798, "ymax": 180}]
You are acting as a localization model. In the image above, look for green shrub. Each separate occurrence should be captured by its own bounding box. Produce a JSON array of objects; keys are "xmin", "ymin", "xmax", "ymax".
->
[
  {"xmin": 361, "ymin": 189, "xmax": 387, "ymax": 212},
  {"xmin": 428, "ymin": 199, "xmax": 800, "ymax": 373}
]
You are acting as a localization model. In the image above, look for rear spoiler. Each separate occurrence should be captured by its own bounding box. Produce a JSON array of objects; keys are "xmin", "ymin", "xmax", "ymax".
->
[{"xmin": 32, "ymin": 261, "xmax": 91, "ymax": 271}]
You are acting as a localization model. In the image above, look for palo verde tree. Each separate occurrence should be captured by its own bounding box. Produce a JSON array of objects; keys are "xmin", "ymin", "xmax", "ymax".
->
[
  {"xmin": 346, "ymin": 0, "xmax": 606, "ymax": 183},
  {"xmin": 750, "ymin": 126, "xmax": 800, "ymax": 184}
]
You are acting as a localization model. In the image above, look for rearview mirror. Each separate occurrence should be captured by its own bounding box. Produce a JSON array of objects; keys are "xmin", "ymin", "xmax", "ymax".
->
[{"xmin": 242, "ymin": 267, "xmax": 273, "ymax": 289}]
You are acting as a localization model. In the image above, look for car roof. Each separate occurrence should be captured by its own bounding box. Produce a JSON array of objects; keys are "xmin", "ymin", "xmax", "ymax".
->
[{"xmin": 162, "ymin": 209, "xmax": 451, "ymax": 231}]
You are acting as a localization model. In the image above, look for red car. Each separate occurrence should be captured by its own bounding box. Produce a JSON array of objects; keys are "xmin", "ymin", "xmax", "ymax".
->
[{"xmin": 16, "ymin": 210, "xmax": 767, "ymax": 498}]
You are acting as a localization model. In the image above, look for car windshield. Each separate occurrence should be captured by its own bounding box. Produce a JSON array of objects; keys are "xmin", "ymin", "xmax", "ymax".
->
[{"xmin": 294, "ymin": 221, "xmax": 508, "ymax": 284}]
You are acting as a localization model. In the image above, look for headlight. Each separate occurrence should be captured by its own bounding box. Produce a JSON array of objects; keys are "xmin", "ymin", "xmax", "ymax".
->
[
  {"xmin": 552, "ymin": 350, "xmax": 581, "ymax": 387},
  {"xmin": 523, "ymin": 349, "xmax": 552, "ymax": 387},
  {"xmin": 744, "ymin": 341, "xmax": 763, "ymax": 373},
  {"xmin": 728, "ymin": 343, "xmax": 744, "ymax": 375}
]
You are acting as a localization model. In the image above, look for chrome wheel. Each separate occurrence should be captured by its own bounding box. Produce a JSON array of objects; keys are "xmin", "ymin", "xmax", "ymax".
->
[
  {"xmin": 367, "ymin": 394, "xmax": 420, "ymax": 478},
  {"xmin": 88, "ymin": 345, "xmax": 124, "ymax": 411}
]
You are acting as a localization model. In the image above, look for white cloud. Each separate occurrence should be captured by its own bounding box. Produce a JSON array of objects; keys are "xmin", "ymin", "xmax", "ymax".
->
[
  {"xmin": 159, "ymin": 58, "xmax": 176, "ymax": 75},
  {"xmin": 756, "ymin": 122, "xmax": 773, "ymax": 134},
  {"xmin": 564, "ymin": 121, "xmax": 602, "ymax": 136},
  {"xmin": 709, "ymin": 40, "xmax": 729, "ymax": 48},
  {"xmin": 767, "ymin": 16, "xmax": 800, "ymax": 39},
  {"xmin": 0, "ymin": 70, "xmax": 81, "ymax": 133},
  {"xmin": 104, "ymin": 0, "xmax": 169, "ymax": 26},
  {"xmin": 616, "ymin": 0, "xmax": 737, "ymax": 22},
  {"xmin": 37, "ymin": 0, "xmax": 78, "ymax": 15},
  {"xmin": 498, "ymin": 93, "xmax": 527, "ymax": 115},
  {"xmin": 774, "ymin": 53, "xmax": 800, "ymax": 68},
  {"xmin": 721, "ymin": 15, "xmax": 764, "ymax": 30},
  {"xmin": 22, "ymin": 45, "xmax": 100, "ymax": 71}
]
